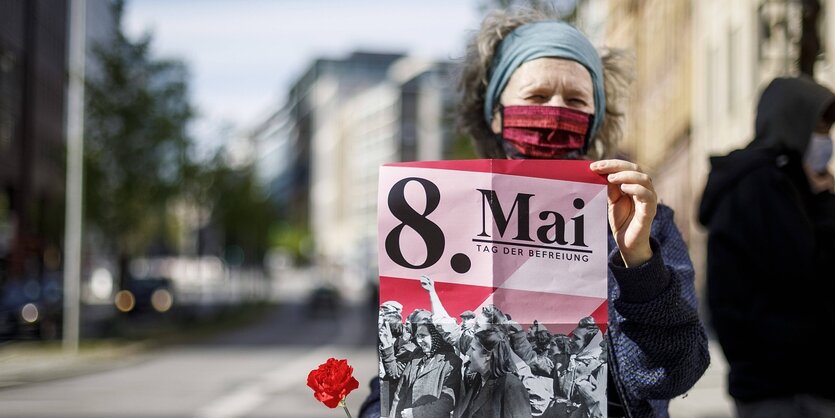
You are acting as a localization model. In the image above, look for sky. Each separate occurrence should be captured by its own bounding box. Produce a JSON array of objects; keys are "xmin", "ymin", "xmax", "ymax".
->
[{"xmin": 123, "ymin": 0, "xmax": 482, "ymax": 147}]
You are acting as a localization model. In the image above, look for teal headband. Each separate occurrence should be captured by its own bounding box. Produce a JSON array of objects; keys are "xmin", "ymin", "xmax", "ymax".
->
[{"xmin": 484, "ymin": 21, "xmax": 605, "ymax": 140}]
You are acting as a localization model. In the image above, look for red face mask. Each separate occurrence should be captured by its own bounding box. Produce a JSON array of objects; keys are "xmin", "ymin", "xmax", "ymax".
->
[{"xmin": 500, "ymin": 105, "xmax": 593, "ymax": 159}]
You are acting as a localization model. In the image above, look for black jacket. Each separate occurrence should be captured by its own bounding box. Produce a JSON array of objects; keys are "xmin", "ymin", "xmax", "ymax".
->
[{"xmin": 698, "ymin": 77, "xmax": 835, "ymax": 402}]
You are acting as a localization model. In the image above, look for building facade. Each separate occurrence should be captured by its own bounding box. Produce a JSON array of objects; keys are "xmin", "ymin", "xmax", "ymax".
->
[
  {"xmin": 583, "ymin": 0, "xmax": 835, "ymax": 290},
  {"xmin": 0, "ymin": 0, "xmax": 70, "ymax": 286},
  {"xmin": 691, "ymin": 0, "xmax": 835, "ymax": 284},
  {"xmin": 0, "ymin": 0, "xmax": 119, "ymax": 289},
  {"xmin": 338, "ymin": 58, "xmax": 456, "ymax": 293},
  {"xmin": 252, "ymin": 51, "xmax": 458, "ymax": 295}
]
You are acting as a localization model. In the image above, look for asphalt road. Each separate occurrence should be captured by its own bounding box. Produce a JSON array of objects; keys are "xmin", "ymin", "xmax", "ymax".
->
[{"xmin": 0, "ymin": 302, "xmax": 379, "ymax": 418}]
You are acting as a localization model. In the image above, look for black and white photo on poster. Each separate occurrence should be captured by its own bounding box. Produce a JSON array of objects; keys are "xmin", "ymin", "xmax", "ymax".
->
[{"xmin": 377, "ymin": 275, "xmax": 607, "ymax": 418}]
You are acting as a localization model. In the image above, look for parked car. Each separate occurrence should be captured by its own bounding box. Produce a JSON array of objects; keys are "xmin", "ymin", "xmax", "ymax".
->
[
  {"xmin": 0, "ymin": 277, "xmax": 62, "ymax": 340},
  {"xmin": 306, "ymin": 284, "xmax": 341, "ymax": 318},
  {"xmin": 122, "ymin": 276, "xmax": 175, "ymax": 314}
]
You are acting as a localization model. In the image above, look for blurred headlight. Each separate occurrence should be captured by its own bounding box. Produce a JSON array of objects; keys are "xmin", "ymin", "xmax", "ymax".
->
[
  {"xmin": 151, "ymin": 289, "xmax": 173, "ymax": 313},
  {"xmin": 90, "ymin": 268, "xmax": 114, "ymax": 300},
  {"xmin": 114, "ymin": 290, "xmax": 135, "ymax": 312},
  {"xmin": 21, "ymin": 303, "xmax": 39, "ymax": 323}
]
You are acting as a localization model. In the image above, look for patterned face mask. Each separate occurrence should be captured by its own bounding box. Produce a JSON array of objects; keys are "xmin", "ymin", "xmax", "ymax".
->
[{"xmin": 499, "ymin": 105, "xmax": 594, "ymax": 159}]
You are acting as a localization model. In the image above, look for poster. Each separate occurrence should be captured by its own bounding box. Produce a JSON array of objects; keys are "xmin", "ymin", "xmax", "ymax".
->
[{"xmin": 377, "ymin": 159, "xmax": 608, "ymax": 418}]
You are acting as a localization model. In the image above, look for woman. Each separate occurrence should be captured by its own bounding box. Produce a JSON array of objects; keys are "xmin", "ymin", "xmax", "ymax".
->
[
  {"xmin": 365, "ymin": 8, "xmax": 709, "ymax": 418},
  {"xmin": 455, "ymin": 328, "xmax": 532, "ymax": 418},
  {"xmin": 380, "ymin": 309, "xmax": 462, "ymax": 418},
  {"xmin": 456, "ymin": 8, "xmax": 709, "ymax": 418}
]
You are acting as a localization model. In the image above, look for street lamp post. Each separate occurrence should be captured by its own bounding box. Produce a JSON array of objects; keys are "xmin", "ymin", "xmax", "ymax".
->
[{"xmin": 63, "ymin": 0, "xmax": 86, "ymax": 354}]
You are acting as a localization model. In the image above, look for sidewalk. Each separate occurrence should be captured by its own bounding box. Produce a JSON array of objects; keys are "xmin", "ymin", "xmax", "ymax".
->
[
  {"xmin": 0, "ymin": 302, "xmax": 287, "ymax": 389},
  {"xmin": 0, "ymin": 340, "xmax": 148, "ymax": 389}
]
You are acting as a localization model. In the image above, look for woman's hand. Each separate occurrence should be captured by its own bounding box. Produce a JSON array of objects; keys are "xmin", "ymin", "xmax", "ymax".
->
[
  {"xmin": 401, "ymin": 408, "xmax": 414, "ymax": 418},
  {"xmin": 589, "ymin": 159, "xmax": 656, "ymax": 267},
  {"xmin": 420, "ymin": 275, "xmax": 436, "ymax": 294},
  {"xmin": 379, "ymin": 321, "xmax": 395, "ymax": 349}
]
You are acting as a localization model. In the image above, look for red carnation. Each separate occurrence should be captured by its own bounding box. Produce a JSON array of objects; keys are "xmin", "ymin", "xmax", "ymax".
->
[{"xmin": 307, "ymin": 358, "xmax": 360, "ymax": 414}]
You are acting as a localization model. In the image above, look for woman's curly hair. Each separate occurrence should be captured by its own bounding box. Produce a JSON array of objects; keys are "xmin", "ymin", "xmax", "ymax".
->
[{"xmin": 457, "ymin": 7, "xmax": 634, "ymax": 160}]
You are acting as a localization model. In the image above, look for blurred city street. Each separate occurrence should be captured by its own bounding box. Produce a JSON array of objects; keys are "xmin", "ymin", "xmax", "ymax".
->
[
  {"xmin": 0, "ymin": 267, "xmax": 735, "ymax": 418},
  {"xmin": 0, "ymin": 303, "xmax": 735, "ymax": 418},
  {"xmin": 0, "ymin": 297, "xmax": 379, "ymax": 418}
]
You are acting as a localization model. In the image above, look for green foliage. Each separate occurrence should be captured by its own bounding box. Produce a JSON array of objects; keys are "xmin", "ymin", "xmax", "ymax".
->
[
  {"xmin": 84, "ymin": 1, "xmax": 282, "ymax": 273},
  {"xmin": 447, "ymin": 133, "xmax": 479, "ymax": 160},
  {"xmin": 197, "ymin": 156, "xmax": 278, "ymax": 266},
  {"xmin": 84, "ymin": 1, "xmax": 194, "ymax": 258},
  {"xmin": 269, "ymin": 221, "xmax": 312, "ymax": 266}
]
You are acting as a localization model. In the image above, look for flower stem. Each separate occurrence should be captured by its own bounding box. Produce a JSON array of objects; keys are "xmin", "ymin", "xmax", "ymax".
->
[{"xmin": 340, "ymin": 400, "xmax": 353, "ymax": 418}]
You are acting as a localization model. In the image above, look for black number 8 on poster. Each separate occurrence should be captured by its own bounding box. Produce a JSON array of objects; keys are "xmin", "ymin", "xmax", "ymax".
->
[{"xmin": 384, "ymin": 177, "xmax": 445, "ymax": 269}]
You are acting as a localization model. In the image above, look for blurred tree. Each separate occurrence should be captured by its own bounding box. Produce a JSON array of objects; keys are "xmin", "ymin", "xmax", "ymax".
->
[
  {"xmin": 84, "ymin": 0, "xmax": 195, "ymax": 286},
  {"xmin": 269, "ymin": 220, "xmax": 312, "ymax": 266},
  {"xmin": 197, "ymin": 155, "xmax": 277, "ymax": 267},
  {"xmin": 448, "ymin": 132, "xmax": 479, "ymax": 160}
]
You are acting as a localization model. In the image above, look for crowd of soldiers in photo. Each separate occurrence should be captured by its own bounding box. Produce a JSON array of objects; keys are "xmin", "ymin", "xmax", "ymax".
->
[{"xmin": 377, "ymin": 276, "xmax": 606, "ymax": 418}]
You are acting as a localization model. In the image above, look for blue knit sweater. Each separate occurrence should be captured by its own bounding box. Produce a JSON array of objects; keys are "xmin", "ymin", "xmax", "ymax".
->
[{"xmin": 359, "ymin": 204, "xmax": 710, "ymax": 418}]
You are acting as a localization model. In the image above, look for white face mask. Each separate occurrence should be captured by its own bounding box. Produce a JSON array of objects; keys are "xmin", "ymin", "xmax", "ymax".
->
[{"xmin": 805, "ymin": 133, "xmax": 833, "ymax": 174}]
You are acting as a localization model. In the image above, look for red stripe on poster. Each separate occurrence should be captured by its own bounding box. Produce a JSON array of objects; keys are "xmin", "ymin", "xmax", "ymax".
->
[
  {"xmin": 588, "ymin": 300, "xmax": 609, "ymax": 335},
  {"xmin": 379, "ymin": 276, "xmax": 495, "ymax": 322},
  {"xmin": 379, "ymin": 276, "xmax": 608, "ymax": 336},
  {"xmin": 382, "ymin": 159, "xmax": 607, "ymax": 184}
]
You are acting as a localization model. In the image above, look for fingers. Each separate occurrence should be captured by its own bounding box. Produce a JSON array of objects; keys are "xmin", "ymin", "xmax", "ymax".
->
[
  {"xmin": 594, "ymin": 161, "xmax": 657, "ymax": 204},
  {"xmin": 589, "ymin": 159, "xmax": 641, "ymax": 175},
  {"xmin": 378, "ymin": 323, "xmax": 393, "ymax": 346},
  {"xmin": 604, "ymin": 170, "xmax": 652, "ymax": 189},
  {"xmin": 615, "ymin": 183, "xmax": 657, "ymax": 204},
  {"xmin": 606, "ymin": 180, "xmax": 656, "ymax": 208},
  {"xmin": 606, "ymin": 172, "xmax": 654, "ymax": 198},
  {"xmin": 591, "ymin": 159, "xmax": 653, "ymax": 186}
]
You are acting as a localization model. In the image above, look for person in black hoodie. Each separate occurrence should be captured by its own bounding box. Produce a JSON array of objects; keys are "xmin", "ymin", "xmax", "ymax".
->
[{"xmin": 698, "ymin": 76, "xmax": 835, "ymax": 418}]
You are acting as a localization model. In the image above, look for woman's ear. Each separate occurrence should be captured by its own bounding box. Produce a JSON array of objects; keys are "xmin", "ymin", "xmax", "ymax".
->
[{"xmin": 491, "ymin": 109, "xmax": 502, "ymax": 135}]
